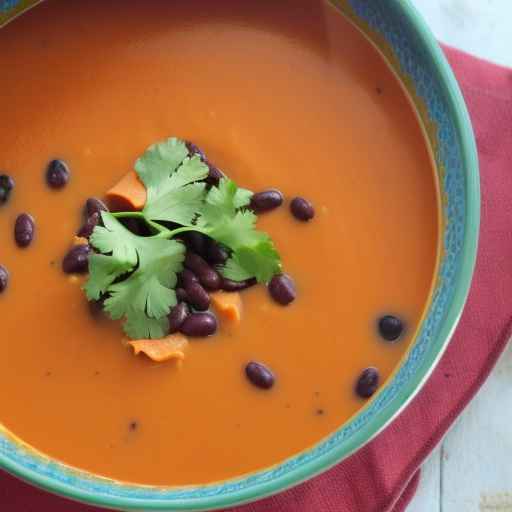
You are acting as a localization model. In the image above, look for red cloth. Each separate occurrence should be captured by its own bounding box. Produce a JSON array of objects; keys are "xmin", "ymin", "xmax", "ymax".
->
[{"xmin": 2, "ymin": 46, "xmax": 511, "ymax": 512}]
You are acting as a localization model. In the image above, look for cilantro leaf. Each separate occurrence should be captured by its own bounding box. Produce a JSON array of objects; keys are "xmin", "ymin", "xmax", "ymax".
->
[
  {"xmin": 84, "ymin": 254, "xmax": 133, "ymax": 301},
  {"xmin": 221, "ymin": 240, "xmax": 281, "ymax": 283},
  {"xmin": 198, "ymin": 179, "xmax": 261, "ymax": 247},
  {"xmin": 123, "ymin": 311, "xmax": 170, "ymax": 340},
  {"xmin": 197, "ymin": 179, "xmax": 281, "ymax": 282},
  {"xmin": 84, "ymin": 213, "xmax": 140, "ymax": 300},
  {"xmin": 84, "ymin": 138, "xmax": 284, "ymax": 340},
  {"xmin": 221, "ymin": 252, "xmax": 254, "ymax": 281},
  {"xmin": 135, "ymin": 138, "xmax": 209, "ymax": 225},
  {"xmin": 207, "ymin": 210, "xmax": 265, "ymax": 248},
  {"xmin": 220, "ymin": 238, "xmax": 282, "ymax": 284},
  {"xmin": 233, "ymin": 187, "xmax": 253, "ymax": 209},
  {"xmin": 89, "ymin": 212, "xmax": 139, "ymax": 265},
  {"xmin": 84, "ymin": 212, "xmax": 185, "ymax": 338},
  {"xmin": 135, "ymin": 137, "xmax": 189, "ymax": 187},
  {"xmin": 201, "ymin": 178, "xmax": 252, "ymax": 217}
]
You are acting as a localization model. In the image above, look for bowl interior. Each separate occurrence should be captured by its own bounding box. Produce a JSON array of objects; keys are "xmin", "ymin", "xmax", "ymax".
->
[{"xmin": 0, "ymin": 0, "xmax": 479, "ymax": 510}]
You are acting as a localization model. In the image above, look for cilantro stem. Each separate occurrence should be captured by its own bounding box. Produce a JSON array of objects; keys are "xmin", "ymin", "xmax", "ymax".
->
[
  {"xmin": 147, "ymin": 220, "xmax": 173, "ymax": 237},
  {"xmin": 166, "ymin": 226, "xmax": 206, "ymax": 238},
  {"xmin": 112, "ymin": 212, "xmax": 144, "ymax": 219}
]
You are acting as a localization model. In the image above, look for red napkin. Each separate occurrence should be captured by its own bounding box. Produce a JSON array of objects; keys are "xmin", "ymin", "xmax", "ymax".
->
[{"xmin": 2, "ymin": 46, "xmax": 511, "ymax": 512}]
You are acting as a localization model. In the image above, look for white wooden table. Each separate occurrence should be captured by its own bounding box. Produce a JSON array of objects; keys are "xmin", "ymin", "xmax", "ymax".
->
[{"xmin": 407, "ymin": 1, "xmax": 512, "ymax": 510}]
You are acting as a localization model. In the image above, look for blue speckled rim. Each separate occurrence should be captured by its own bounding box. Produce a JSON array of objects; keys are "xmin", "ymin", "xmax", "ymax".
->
[{"xmin": 0, "ymin": 0, "xmax": 479, "ymax": 510}]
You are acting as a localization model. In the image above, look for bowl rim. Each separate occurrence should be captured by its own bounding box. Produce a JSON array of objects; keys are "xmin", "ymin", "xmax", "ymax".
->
[{"xmin": 0, "ymin": 1, "xmax": 480, "ymax": 510}]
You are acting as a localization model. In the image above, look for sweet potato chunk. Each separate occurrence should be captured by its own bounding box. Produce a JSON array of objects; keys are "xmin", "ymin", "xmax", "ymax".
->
[
  {"xmin": 210, "ymin": 291, "xmax": 242, "ymax": 324},
  {"xmin": 73, "ymin": 236, "xmax": 88, "ymax": 246},
  {"xmin": 105, "ymin": 170, "xmax": 147, "ymax": 211},
  {"xmin": 128, "ymin": 333, "xmax": 188, "ymax": 362}
]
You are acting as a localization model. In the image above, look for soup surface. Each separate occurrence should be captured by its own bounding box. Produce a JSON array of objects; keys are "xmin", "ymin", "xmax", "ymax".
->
[{"xmin": 0, "ymin": 0, "xmax": 438, "ymax": 485}]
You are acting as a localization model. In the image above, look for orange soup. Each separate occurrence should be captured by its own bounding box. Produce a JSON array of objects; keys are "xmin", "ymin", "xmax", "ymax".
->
[{"xmin": 0, "ymin": 0, "xmax": 438, "ymax": 485}]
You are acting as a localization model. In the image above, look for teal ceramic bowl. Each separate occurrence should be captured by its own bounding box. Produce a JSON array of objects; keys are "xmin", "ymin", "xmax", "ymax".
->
[{"xmin": 0, "ymin": 0, "xmax": 479, "ymax": 510}]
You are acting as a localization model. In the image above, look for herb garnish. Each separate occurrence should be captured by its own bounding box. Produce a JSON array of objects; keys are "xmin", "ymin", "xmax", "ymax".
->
[{"xmin": 84, "ymin": 138, "xmax": 282, "ymax": 339}]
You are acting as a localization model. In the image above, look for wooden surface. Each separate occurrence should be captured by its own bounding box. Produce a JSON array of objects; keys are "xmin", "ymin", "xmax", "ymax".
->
[
  {"xmin": 410, "ymin": 0, "xmax": 512, "ymax": 67},
  {"xmin": 404, "ymin": 2, "xmax": 512, "ymax": 510},
  {"xmin": 408, "ymin": 343, "xmax": 512, "ymax": 511}
]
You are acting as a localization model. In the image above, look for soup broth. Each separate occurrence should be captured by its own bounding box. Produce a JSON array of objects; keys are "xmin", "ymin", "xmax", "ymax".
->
[{"xmin": 0, "ymin": 0, "xmax": 438, "ymax": 485}]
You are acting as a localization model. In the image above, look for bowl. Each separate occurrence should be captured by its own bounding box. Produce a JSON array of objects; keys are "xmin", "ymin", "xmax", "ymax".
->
[{"xmin": 0, "ymin": 0, "xmax": 479, "ymax": 510}]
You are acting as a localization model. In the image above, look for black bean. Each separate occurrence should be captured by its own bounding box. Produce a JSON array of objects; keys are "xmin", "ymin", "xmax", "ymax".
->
[
  {"xmin": 0, "ymin": 265, "xmax": 9, "ymax": 293},
  {"xmin": 205, "ymin": 241, "xmax": 229, "ymax": 265},
  {"xmin": 355, "ymin": 367, "xmax": 380, "ymax": 399},
  {"xmin": 85, "ymin": 197, "xmax": 108, "ymax": 218},
  {"xmin": 185, "ymin": 140, "xmax": 206, "ymax": 160},
  {"xmin": 46, "ymin": 159, "xmax": 70, "ymax": 189},
  {"xmin": 62, "ymin": 244, "xmax": 91, "ymax": 274},
  {"xmin": 268, "ymin": 274, "xmax": 296, "ymax": 305},
  {"xmin": 184, "ymin": 252, "xmax": 221, "ymax": 291},
  {"xmin": 198, "ymin": 267, "xmax": 221, "ymax": 291},
  {"xmin": 221, "ymin": 277, "xmax": 257, "ymax": 292},
  {"xmin": 245, "ymin": 361, "xmax": 275, "ymax": 390},
  {"xmin": 182, "ymin": 231, "xmax": 208, "ymax": 257},
  {"xmin": 168, "ymin": 302, "xmax": 190, "ymax": 333},
  {"xmin": 0, "ymin": 174, "xmax": 15, "ymax": 204},
  {"xmin": 14, "ymin": 213, "xmax": 35, "ymax": 248},
  {"xmin": 250, "ymin": 189, "xmax": 284, "ymax": 214},
  {"xmin": 88, "ymin": 298, "xmax": 106, "ymax": 317},
  {"xmin": 88, "ymin": 294, "xmax": 108, "ymax": 318},
  {"xmin": 77, "ymin": 212, "xmax": 100, "ymax": 239},
  {"xmin": 178, "ymin": 268, "xmax": 199, "ymax": 289},
  {"xmin": 378, "ymin": 315, "xmax": 404, "ymax": 342},
  {"xmin": 290, "ymin": 196, "xmax": 315, "ymax": 221},
  {"xmin": 119, "ymin": 217, "xmax": 148, "ymax": 236},
  {"xmin": 185, "ymin": 282, "xmax": 210, "ymax": 311},
  {"xmin": 180, "ymin": 312, "xmax": 218, "ymax": 337},
  {"xmin": 205, "ymin": 161, "xmax": 225, "ymax": 187},
  {"xmin": 176, "ymin": 287, "xmax": 189, "ymax": 303}
]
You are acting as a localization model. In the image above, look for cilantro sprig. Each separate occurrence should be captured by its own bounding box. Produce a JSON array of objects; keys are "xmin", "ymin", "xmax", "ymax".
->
[{"xmin": 84, "ymin": 137, "xmax": 282, "ymax": 339}]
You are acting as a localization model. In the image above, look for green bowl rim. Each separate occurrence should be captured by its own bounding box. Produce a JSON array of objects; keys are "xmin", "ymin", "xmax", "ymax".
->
[{"xmin": 0, "ymin": 1, "xmax": 480, "ymax": 510}]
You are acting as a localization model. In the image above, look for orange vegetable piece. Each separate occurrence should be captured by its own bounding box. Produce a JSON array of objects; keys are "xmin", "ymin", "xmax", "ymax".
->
[
  {"xmin": 73, "ymin": 236, "xmax": 88, "ymax": 246},
  {"xmin": 105, "ymin": 170, "xmax": 147, "ymax": 211},
  {"xmin": 128, "ymin": 333, "xmax": 188, "ymax": 363},
  {"xmin": 210, "ymin": 291, "xmax": 242, "ymax": 324}
]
